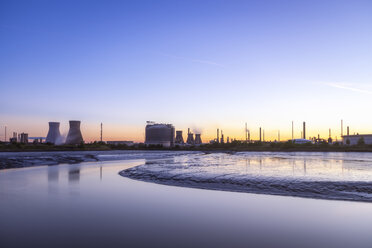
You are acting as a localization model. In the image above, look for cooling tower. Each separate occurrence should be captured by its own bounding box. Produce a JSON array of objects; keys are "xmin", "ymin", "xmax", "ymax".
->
[
  {"xmin": 46, "ymin": 122, "xmax": 61, "ymax": 144},
  {"xmin": 145, "ymin": 123, "xmax": 175, "ymax": 147},
  {"xmin": 175, "ymin": 130, "xmax": 184, "ymax": 144},
  {"xmin": 186, "ymin": 133, "xmax": 194, "ymax": 145},
  {"xmin": 194, "ymin": 134, "xmax": 202, "ymax": 145},
  {"xmin": 65, "ymin": 120, "xmax": 84, "ymax": 145}
]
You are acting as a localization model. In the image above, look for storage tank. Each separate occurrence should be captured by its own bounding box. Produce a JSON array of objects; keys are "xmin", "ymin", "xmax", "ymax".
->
[
  {"xmin": 145, "ymin": 123, "xmax": 175, "ymax": 147},
  {"xmin": 65, "ymin": 120, "xmax": 84, "ymax": 145},
  {"xmin": 46, "ymin": 122, "xmax": 61, "ymax": 144}
]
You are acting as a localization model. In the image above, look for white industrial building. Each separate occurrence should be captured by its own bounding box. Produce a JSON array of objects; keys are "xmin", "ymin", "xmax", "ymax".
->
[
  {"xmin": 342, "ymin": 134, "xmax": 372, "ymax": 145},
  {"xmin": 293, "ymin": 139, "xmax": 312, "ymax": 144}
]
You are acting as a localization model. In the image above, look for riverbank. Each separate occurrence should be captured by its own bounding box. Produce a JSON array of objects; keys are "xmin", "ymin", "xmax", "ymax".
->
[
  {"xmin": 2, "ymin": 141, "xmax": 372, "ymax": 153},
  {"xmin": 0, "ymin": 150, "xmax": 198, "ymax": 170}
]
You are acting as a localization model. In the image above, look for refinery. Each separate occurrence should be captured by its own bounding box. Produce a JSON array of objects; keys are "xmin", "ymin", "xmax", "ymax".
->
[{"xmin": 2, "ymin": 119, "xmax": 372, "ymax": 149}]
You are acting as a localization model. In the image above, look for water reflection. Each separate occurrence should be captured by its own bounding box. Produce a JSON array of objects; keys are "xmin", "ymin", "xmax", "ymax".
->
[
  {"xmin": 48, "ymin": 166, "xmax": 59, "ymax": 182},
  {"xmin": 122, "ymin": 152, "xmax": 372, "ymax": 202},
  {"xmin": 48, "ymin": 166, "xmax": 59, "ymax": 195},
  {"xmin": 156, "ymin": 152, "xmax": 372, "ymax": 182},
  {"xmin": 3, "ymin": 158, "xmax": 372, "ymax": 248},
  {"xmin": 68, "ymin": 166, "xmax": 80, "ymax": 183}
]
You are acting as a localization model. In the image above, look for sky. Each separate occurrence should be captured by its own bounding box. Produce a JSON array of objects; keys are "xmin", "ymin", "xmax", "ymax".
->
[{"xmin": 1, "ymin": 0, "xmax": 372, "ymax": 142}]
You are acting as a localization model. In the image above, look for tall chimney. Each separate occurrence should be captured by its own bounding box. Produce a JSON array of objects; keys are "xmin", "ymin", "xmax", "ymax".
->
[
  {"xmin": 303, "ymin": 122, "xmax": 306, "ymax": 139},
  {"xmin": 347, "ymin": 126, "xmax": 350, "ymax": 136},
  {"xmin": 100, "ymin": 123, "xmax": 103, "ymax": 142},
  {"xmin": 217, "ymin": 128, "xmax": 219, "ymax": 143},
  {"xmin": 291, "ymin": 121, "xmax": 294, "ymax": 141},
  {"xmin": 259, "ymin": 127, "xmax": 262, "ymax": 142},
  {"xmin": 245, "ymin": 123, "xmax": 248, "ymax": 142}
]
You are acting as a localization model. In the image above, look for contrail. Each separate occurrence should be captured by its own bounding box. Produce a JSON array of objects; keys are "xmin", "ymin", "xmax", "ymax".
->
[{"xmin": 327, "ymin": 82, "xmax": 372, "ymax": 95}]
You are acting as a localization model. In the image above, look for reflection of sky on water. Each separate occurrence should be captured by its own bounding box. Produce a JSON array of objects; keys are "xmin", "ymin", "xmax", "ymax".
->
[
  {"xmin": 152, "ymin": 152, "xmax": 372, "ymax": 182},
  {"xmin": 2, "ymin": 156, "xmax": 372, "ymax": 247}
]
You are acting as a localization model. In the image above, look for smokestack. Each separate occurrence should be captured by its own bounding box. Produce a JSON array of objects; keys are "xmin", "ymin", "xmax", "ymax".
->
[
  {"xmin": 347, "ymin": 126, "xmax": 350, "ymax": 136},
  {"xmin": 328, "ymin": 129, "xmax": 333, "ymax": 144},
  {"xmin": 245, "ymin": 123, "xmax": 247, "ymax": 142},
  {"xmin": 259, "ymin": 127, "xmax": 262, "ymax": 142},
  {"xmin": 100, "ymin": 123, "xmax": 103, "ymax": 142},
  {"xmin": 65, "ymin": 120, "xmax": 84, "ymax": 145},
  {"xmin": 221, "ymin": 130, "xmax": 224, "ymax": 143},
  {"xmin": 46, "ymin": 122, "xmax": 61, "ymax": 144},
  {"xmin": 175, "ymin": 130, "xmax": 184, "ymax": 144},
  {"xmin": 303, "ymin": 122, "xmax": 306, "ymax": 139},
  {"xmin": 341, "ymin": 119, "xmax": 343, "ymax": 137},
  {"xmin": 194, "ymin": 134, "xmax": 202, "ymax": 145},
  {"xmin": 291, "ymin": 121, "xmax": 294, "ymax": 141},
  {"xmin": 217, "ymin": 128, "xmax": 219, "ymax": 143}
]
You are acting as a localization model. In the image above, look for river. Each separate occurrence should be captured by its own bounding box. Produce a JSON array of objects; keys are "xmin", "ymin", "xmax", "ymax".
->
[{"xmin": 1, "ymin": 151, "xmax": 372, "ymax": 247}]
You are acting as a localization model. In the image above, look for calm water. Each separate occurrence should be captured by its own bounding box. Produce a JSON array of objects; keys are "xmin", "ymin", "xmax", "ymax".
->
[{"xmin": 1, "ymin": 152, "xmax": 372, "ymax": 247}]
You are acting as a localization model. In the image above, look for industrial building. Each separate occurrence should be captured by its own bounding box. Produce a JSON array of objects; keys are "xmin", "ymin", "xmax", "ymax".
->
[
  {"xmin": 19, "ymin": 133, "xmax": 29, "ymax": 143},
  {"xmin": 293, "ymin": 139, "xmax": 312, "ymax": 144},
  {"xmin": 9, "ymin": 132, "xmax": 17, "ymax": 143},
  {"xmin": 65, "ymin": 120, "xmax": 84, "ymax": 145},
  {"xmin": 106, "ymin": 141, "xmax": 134, "ymax": 146},
  {"xmin": 46, "ymin": 122, "xmax": 61, "ymax": 144},
  {"xmin": 30, "ymin": 137, "xmax": 44, "ymax": 144},
  {"xmin": 145, "ymin": 122, "xmax": 175, "ymax": 147},
  {"xmin": 342, "ymin": 134, "xmax": 372, "ymax": 145}
]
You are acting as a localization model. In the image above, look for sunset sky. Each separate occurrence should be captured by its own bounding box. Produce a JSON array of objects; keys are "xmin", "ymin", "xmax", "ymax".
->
[{"xmin": 1, "ymin": 0, "xmax": 372, "ymax": 142}]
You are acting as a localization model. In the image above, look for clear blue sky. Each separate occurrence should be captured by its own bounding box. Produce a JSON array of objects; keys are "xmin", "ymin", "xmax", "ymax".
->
[{"xmin": 1, "ymin": 0, "xmax": 372, "ymax": 141}]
